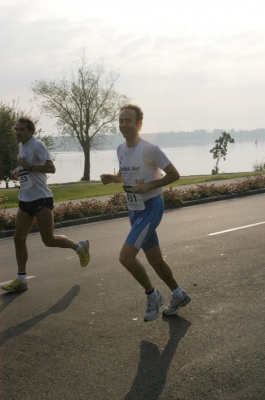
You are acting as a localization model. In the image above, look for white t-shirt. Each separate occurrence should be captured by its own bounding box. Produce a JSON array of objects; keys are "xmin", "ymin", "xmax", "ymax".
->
[
  {"xmin": 18, "ymin": 136, "xmax": 53, "ymax": 201},
  {"xmin": 117, "ymin": 139, "xmax": 171, "ymax": 204}
]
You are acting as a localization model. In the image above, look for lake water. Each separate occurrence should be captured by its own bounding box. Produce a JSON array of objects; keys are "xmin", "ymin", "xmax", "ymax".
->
[
  {"xmin": 47, "ymin": 140, "xmax": 265, "ymax": 184},
  {"xmin": 1, "ymin": 140, "xmax": 265, "ymax": 187}
]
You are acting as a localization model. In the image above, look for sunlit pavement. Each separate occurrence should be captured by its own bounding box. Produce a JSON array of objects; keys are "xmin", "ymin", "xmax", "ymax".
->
[{"xmin": 1, "ymin": 194, "xmax": 265, "ymax": 399}]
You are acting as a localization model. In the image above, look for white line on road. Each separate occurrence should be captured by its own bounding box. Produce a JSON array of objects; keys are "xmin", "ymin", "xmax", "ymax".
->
[
  {"xmin": 0, "ymin": 276, "xmax": 36, "ymax": 286},
  {"xmin": 208, "ymin": 221, "xmax": 265, "ymax": 236}
]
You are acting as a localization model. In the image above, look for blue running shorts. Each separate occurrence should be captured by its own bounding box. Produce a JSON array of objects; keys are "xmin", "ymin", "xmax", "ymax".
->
[{"xmin": 125, "ymin": 195, "xmax": 164, "ymax": 251}]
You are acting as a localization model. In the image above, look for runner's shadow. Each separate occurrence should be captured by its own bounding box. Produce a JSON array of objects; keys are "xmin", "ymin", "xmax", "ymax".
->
[
  {"xmin": 0, "ymin": 290, "xmax": 25, "ymax": 314},
  {"xmin": 0, "ymin": 285, "xmax": 80, "ymax": 346},
  {"xmin": 124, "ymin": 316, "xmax": 191, "ymax": 400}
]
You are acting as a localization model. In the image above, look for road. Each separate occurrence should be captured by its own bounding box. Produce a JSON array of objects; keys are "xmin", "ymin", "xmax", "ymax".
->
[{"xmin": 1, "ymin": 194, "xmax": 265, "ymax": 400}]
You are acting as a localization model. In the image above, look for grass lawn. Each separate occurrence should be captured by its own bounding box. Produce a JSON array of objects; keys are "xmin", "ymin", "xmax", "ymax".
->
[{"xmin": 0, "ymin": 171, "xmax": 264, "ymax": 209}]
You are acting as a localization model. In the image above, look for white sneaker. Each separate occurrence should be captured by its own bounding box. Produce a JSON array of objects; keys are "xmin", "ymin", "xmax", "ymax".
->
[
  {"xmin": 163, "ymin": 290, "xmax": 191, "ymax": 316},
  {"xmin": 144, "ymin": 291, "xmax": 164, "ymax": 322}
]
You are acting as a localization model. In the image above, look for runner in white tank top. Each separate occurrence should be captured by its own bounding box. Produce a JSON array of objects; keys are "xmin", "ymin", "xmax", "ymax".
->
[{"xmin": 101, "ymin": 104, "xmax": 191, "ymax": 322}]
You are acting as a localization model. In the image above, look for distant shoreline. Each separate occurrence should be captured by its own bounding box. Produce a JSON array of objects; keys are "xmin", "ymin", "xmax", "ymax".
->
[{"xmin": 51, "ymin": 129, "xmax": 265, "ymax": 152}]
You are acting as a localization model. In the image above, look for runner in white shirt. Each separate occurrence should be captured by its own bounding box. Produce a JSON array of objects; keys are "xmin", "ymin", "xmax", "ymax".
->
[
  {"xmin": 2, "ymin": 116, "xmax": 90, "ymax": 293},
  {"xmin": 101, "ymin": 104, "xmax": 191, "ymax": 322}
]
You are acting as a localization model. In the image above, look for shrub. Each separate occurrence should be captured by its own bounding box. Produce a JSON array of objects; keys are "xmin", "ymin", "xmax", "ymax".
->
[
  {"xmin": 53, "ymin": 200, "xmax": 105, "ymax": 222},
  {"xmin": 162, "ymin": 187, "xmax": 183, "ymax": 205},
  {"xmin": 1, "ymin": 175, "xmax": 264, "ymax": 232},
  {"xmin": 0, "ymin": 210, "xmax": 16, "ymax": 231},
  {"xmin": 253, "ymin": 159, "xmax": 265, "ymax": 172},
  {"xmin": 162, "ymin": 175, "xmax": 265, "ymax": 206},
  {"xmin": 103, "ymin": 193, "xmax": 127, "ymax": 214}
]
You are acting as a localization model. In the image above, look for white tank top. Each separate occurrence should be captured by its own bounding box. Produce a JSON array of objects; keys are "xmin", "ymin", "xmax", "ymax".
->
[{"xmin": 117, "ymin": 139, "xmax": 166, "ymax": 201}]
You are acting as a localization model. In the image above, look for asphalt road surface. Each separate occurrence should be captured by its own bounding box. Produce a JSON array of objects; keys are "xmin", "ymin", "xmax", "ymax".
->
[{"xmin": 1, "ymin": 194, "xmax": 265, "ymax": 400}]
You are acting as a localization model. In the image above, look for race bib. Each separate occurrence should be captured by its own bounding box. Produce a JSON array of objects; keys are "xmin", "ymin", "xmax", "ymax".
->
[
  {"xmin": 123, "ymin": 186, "xmax": 145, "ymax": 210},
  {"xmin": 18, "ymin": 169, "xmax": 34, "ymax": 190}
]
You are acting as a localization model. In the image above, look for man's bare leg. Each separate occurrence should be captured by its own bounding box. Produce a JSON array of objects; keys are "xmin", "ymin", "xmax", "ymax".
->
[
  {"xmin": 14, "ymin": 208, "xmax": 36, "ymax": 273},
  {"xmin": 119, "ymin": 242, "xmax": 166, "ymax": 322},
  {"xmin": 36, "ymin": 207, "xmax": 78, "ymax": 249},
  {"xmin": 144, "ymin": 245, "xmax": 191, "ymax": 316},
  {"xmin": 119, "ymin": 242, "xmax": 153, "ymax": 292},
  {"xmin": 1, "ymin": 209, "xmax": 33, "ymax": 291},
  {"xmin": 144, "ymin": 245, "xmax": 179, "ymax": 291}
]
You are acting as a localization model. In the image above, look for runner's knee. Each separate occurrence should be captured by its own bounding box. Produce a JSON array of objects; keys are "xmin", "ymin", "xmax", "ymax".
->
[
  {"xmin": 41, "ymin": 236, "xmax": 56, "ymax": 247},
  {"xmin": 119, "ymin": 251, "xmax": 135, "ymax": 268},
  {"xmin": 14, "ymin": 233, "xmax": 27, "ymax": 247},
  {"xmin": 119, "ymin": 252, "xmax": 128, "ymax": 266}
]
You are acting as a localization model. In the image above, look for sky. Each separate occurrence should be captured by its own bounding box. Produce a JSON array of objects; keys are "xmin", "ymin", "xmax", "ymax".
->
[{"xmin": 1, "ymin": 0, "xmax": 265, "ymax": 134}]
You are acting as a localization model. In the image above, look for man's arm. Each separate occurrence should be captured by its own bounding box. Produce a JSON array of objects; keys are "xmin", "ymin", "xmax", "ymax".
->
[
  {"xmin": 133, "ymin": 162, "xmax": 180, "ymax": 194},
  {"xmin": 17, "ymin": 159, "xmax": 56, "ymax": 174},
  {"xmin": 100, "ymin": 170, "xmax": 124, "ymax": 185}
]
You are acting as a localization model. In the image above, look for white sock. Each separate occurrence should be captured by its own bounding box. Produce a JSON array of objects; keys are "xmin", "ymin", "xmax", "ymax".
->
[
  {"xmin": 76, "ymin": 242, "xmax": 83, "ymax": 252},
  {"xmin": 172, "ymin": 286, "xmax": 183, "ymax": 297},
  {"xmin": 18, "ymin": 274, "xmax": 27, "ymax": 283}
]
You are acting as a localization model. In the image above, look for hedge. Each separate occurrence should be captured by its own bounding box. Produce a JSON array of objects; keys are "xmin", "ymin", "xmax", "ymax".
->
[{"xmin": 1, "ymin": 175, "xmax": 264, "ymax": 231}]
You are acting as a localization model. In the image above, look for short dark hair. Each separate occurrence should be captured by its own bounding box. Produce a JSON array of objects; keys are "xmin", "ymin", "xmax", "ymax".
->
[
  {"xmin": 16, "ymin": 116, "xmax": 36, "ymax": 133},
  {"xmin": 120, "ymin": 104, "xmax": 143, "ymax": 124}
]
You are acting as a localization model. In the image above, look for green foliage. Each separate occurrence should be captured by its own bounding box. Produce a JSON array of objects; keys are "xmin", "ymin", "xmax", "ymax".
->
[
  {"xmin": 210, "ymin": 131, "xmax": 235, "ymax": 174},
  {"xmin": 37, "ymin": 134, "xmax": 55, "ymax": 152},
  {"xmin": 0, "ymin": 101, "xmax": 55, "ymax": 187},
  {"xmin": 50, "ymin": 183, "xmax": 124, "ymax": 202},
  {"xmin": 1, "ymin": 175, "xmax": 264, "ymax": 231},
  {"xmin": 31, "ymin": 56, "xmax": 130, "ymax": 181},
  {"xmin": 0, "ymin": 101, "xmax": 20, "ymax": 185},
  {"xmin": 253, "ymin": 158, "xmax": 265, "ymax": 172}
]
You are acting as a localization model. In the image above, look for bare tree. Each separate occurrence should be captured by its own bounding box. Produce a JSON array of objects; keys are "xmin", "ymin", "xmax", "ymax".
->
[{"xmin": 31, "ymin": 57, "xmax": 130, "ymax": 181}]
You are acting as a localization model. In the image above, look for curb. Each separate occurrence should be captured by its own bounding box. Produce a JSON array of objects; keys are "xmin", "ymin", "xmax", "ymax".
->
[{"xmin": 1, "ymin": 188, "xmax": 264, "ymax": 239}]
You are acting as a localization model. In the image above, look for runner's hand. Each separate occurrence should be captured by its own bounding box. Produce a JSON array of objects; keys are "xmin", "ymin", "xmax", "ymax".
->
[
  {"xmin": 133, "ymin": 183, "xmax": 152, "ymax": 194},
  {"xmin": 100, "ymin": 174, "xmax": 114, "ymax": 185},
  {"xmin": 11, "ymin": 168, "xmax": 19, "ymax": 180}
]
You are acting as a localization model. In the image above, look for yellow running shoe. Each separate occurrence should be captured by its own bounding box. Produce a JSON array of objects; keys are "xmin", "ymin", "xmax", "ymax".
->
[
  {"xmin": 2, "ymin": 278, "xmax": 28, "ymax": 292},
  {"xmin": 77, "ymin": 240, "xmax": 90, "ymax": 267}
]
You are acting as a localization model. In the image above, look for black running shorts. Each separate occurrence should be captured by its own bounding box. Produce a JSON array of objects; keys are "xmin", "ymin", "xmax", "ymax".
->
[{"xmin": 19, "ymin": 197, "xmax": 54, "ymax": 217}]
